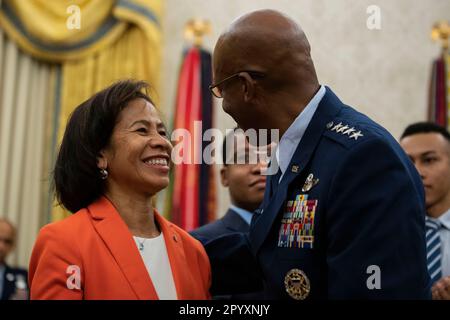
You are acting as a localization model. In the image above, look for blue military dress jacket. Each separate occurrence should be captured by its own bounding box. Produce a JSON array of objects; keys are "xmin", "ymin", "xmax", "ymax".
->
[
  {"xmin": 204, "ymin": 87, "xmax": 431, "ymax": 300},
  {"xmin": 191, "ymin": 209, "xmax": 265, "ymax": 299},
  {"xmin": 191, "ymin": 209, "xmax": 250, "ymax": 240}
]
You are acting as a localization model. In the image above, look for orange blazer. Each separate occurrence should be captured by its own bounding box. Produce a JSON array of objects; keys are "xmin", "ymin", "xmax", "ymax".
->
[{"xmin": 29, "ymin": 197, "xmax": 211, "ymax": 300}]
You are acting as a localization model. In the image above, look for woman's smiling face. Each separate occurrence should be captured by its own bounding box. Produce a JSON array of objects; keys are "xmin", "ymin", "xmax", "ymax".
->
[{"xmin": 99, "ymin": 98, "xmax": 172, "ymax": 196}]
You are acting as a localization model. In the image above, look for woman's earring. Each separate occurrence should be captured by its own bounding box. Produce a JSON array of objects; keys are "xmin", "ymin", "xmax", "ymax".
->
[{"xmin": 100, "ymin": 168, "xmax": 108, "ymax": 180}]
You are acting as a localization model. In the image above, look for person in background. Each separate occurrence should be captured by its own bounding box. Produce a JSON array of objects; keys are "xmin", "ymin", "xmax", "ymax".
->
[
  {"xmin": 0, "ymin": 218, "xmax": 28, "ymax": 300},
  {"xmin": 29, "ymin": 80, "xmax": 211, "ymax": 300},
  {"xmin": 400, "ymin": 122, "xmax": 450, "ymax": 300},
  {"xmin": 191, "ymin": 129, "xmax": 270, "ymax": 299}
]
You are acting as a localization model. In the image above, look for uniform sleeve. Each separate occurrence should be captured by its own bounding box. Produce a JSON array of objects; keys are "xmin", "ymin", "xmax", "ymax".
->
[
  {"xmin": 326, "ymin": 137, "xmax": 431, "ymax": 299},
  {"xmin": 29, "ymin": 224, "xmax": 84, "ymax": 300}
]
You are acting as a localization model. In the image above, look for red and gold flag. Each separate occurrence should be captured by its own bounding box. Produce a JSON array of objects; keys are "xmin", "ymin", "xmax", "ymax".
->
[{"xmin": 167, "ymin": 46, "xmax": 216, "ymax": 231}]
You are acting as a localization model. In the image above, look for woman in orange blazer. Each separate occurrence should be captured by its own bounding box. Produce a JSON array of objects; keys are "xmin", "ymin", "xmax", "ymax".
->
[{"xmin": 29, "ymin": 80, "xmax": 211, "ymax": 300}]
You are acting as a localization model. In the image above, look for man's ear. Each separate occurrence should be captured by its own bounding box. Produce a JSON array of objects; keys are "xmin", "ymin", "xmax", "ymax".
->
[
  {"xmin": 239, "ymin": 72, "xmax": 255, "ymax": 103},
  {"xmin": 220, "ymin": 167, "xmax": 229, "ymax": 187}
]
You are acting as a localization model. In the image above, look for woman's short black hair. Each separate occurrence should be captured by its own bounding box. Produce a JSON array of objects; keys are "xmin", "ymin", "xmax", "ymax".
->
[{"xmin": 54, "ymin": 79, "xmax": 154, "ymax": 213}]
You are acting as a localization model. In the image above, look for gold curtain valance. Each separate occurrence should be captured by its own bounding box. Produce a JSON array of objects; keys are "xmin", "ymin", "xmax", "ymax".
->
[
  {"xmin": 0, "ymin": 0, "xmax": 162, "ymax": 62},
  {"xmin": 0, "ymin": 0, "xmax": 164, "ymax": 222}
]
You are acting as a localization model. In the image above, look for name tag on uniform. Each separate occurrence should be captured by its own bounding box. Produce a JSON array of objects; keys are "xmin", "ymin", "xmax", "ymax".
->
[{"xmin": 277, "ymin": 194, "xmax": 318, "ymax": 249}]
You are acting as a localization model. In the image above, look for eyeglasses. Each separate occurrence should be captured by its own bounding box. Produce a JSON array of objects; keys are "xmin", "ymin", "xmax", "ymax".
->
[{"xmin": 209, "ymin": 71, "xmax": 265, "ymax": 98}]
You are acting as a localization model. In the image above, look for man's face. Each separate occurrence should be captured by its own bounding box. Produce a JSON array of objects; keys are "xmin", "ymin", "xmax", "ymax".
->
[
  {"xmin": 212, "ymin": 72, "xmax": 249, "ymax": 130},
  {"xmin": 221, "ymin": 135, "xmax": 271, "ymax": 212},
  {"xmin": 212, "ymin": 42, "xmax": 263, "ymax": 131},
  {"xmin": 0, "ymin": 221, "xmax": 14, "ymax": 264},
  {"xmin": 400, "ymin": 133, "xmax": 450, "ymax": 211}
]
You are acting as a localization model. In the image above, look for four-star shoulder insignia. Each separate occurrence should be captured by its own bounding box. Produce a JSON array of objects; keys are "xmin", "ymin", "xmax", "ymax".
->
[{"xmin": 327, "ymin": 121, "xmax": 364, "ymax": 140}]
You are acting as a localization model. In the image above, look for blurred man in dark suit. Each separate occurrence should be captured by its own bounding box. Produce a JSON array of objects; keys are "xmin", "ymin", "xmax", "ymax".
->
[
  {"xmin": 191, "ymin": 129, "xmax": 270, "ymax": 299},
  {"xmin": 0, "ymin": 218, "xmax": 28, "ymax": 300}
]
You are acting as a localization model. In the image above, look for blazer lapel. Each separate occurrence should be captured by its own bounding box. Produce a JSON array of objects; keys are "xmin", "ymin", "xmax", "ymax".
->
[
  {"xmin": 250, "ymin": 87, "xmax": 343, "ymax": 254},
  {"xmin": 88, "ymin": 197, "xmax": 158, "ymax": 300},
  {"xmin": 154, "ymin": 212, "xmax": 192, "ymax": 300}
]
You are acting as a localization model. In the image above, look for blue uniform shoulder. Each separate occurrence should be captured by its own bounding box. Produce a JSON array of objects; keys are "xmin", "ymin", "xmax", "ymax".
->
[
  {"xmin": 190, "ymin": 218, "xmax": 226, "ymax": 242},
  {"xmin": 322, "ymin": 105, "xmax": 388, "ymax": 150}
]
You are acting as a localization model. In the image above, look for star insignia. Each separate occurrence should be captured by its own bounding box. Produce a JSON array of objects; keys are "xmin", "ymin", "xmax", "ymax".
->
[
  {"xmin": 336, "ymin": 125, "xmax": 349, "ymax": 133},
  {"xmin": 331, "ymin": 122, "xmax": 343, "ymax": 132},
  {"xmin": 343, "ymin": 127, "xmax": 356, "ymax": 135},
  {"xmin": 330, "ymin": 122, "xmax": 364, "ymax": 141},
  {"xmin": 350, "ymin": 131, "xmax": 364, "ymax": 140}
]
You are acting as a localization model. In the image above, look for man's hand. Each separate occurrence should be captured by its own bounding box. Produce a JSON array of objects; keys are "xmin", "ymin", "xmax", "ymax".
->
[{"xmin": 432, "ymin": 276, "xmax": 450, "ymax": 300}]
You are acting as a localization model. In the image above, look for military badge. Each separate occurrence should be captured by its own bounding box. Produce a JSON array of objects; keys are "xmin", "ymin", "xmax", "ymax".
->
[
  {"xmin": 329, "ymin": 122, "xmax": 364, "ymax": 140},
  {"xmin": 284, "ymin": 268, "xmax": 310, "ymax": 300},
  {"xmin": 302, "ymin": 173, "xmax": 319, "ymax": 192},
  {"xmin": 278, "ymin": 194, "xmax": 317, "ymax": 249}
]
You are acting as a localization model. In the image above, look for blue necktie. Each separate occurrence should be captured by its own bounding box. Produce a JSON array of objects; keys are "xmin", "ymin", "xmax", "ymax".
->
[{"xmin": 426, "ymin": 218, "xmax": 442, "ymax": 284}]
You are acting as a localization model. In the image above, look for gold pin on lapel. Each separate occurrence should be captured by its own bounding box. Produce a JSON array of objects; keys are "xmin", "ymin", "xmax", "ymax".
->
[
  {"xmin": 291, "ymin": 165, "xmax": 299, "ymax": 173},
  {"xmin": 302, "ymin": 173, "xmax": 319, "ymax": 192}
]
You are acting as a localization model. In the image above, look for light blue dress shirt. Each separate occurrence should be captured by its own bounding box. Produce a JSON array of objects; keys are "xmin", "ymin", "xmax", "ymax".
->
[
  {"xmin": 275, "ymin": 85, "xmax": 326, "ymax": 182},
  {"xmin": 229, "ymin": 204, "xmax": 253, "ymax": 226}
]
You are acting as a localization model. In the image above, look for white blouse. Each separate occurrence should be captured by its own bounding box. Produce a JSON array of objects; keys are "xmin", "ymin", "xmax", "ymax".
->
[{"xmin": 134, "ymin": 232, "xmax": 177, "ymax": 300}]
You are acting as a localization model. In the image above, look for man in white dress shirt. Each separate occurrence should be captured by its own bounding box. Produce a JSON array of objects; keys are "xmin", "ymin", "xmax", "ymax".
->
[{"xmin": 400, "ymin": 122, "xmax": 450, "ymax": 300}]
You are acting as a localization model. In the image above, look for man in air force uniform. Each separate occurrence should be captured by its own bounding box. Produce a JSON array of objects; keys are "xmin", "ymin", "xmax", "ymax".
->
[{"xmin": 203, "ymin": 9, "xmax": 431, "ymax": 300}]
